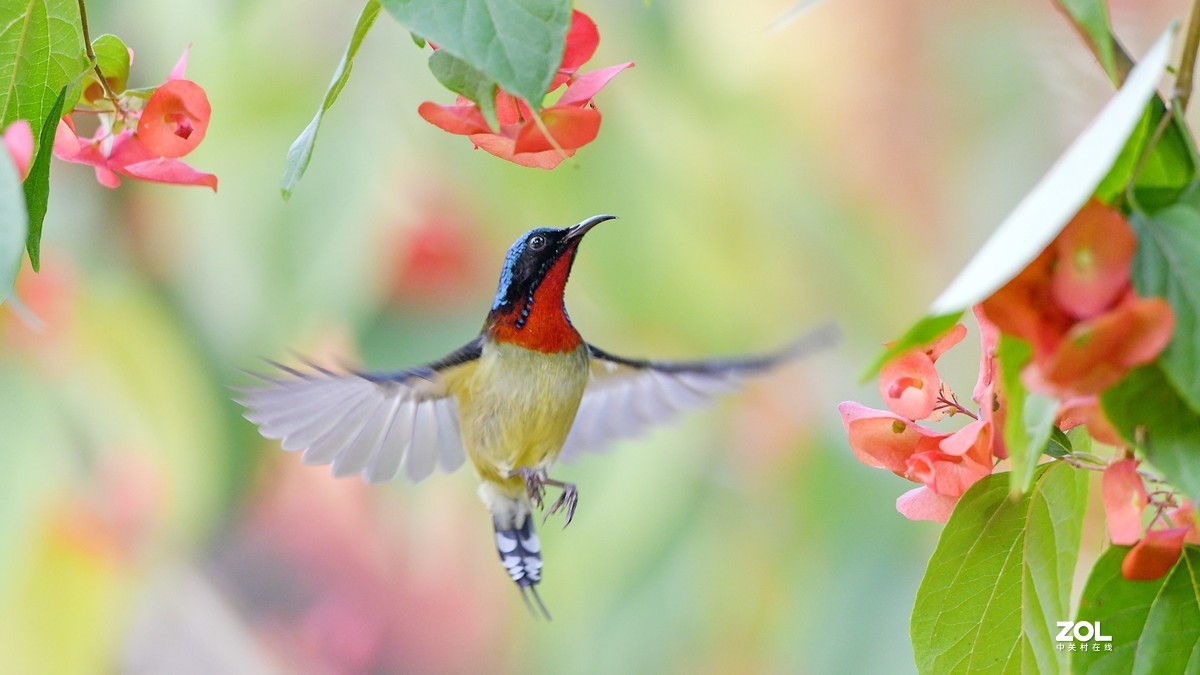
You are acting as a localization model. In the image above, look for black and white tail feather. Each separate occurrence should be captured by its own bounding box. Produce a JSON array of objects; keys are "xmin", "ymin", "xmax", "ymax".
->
[{"xmin": 494, "ymin": 515, "xmax": 551, "ymax": 620}]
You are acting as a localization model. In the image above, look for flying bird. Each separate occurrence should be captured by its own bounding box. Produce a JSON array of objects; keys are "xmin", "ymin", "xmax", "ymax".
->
[{"xmin": 237, "ymin": 215, "xmax": 834, "ymax": 618}]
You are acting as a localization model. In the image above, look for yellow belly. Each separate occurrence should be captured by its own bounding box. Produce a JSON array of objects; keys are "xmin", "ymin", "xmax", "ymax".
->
[{"xmin": 446, "ymin": 340, "xmax": 589, "ymax": 495}]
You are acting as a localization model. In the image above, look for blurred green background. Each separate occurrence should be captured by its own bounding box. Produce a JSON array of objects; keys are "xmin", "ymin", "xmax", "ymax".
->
[{"xmin": 0, "ymin": 0, "xmax": 1187, "ymax": 672}]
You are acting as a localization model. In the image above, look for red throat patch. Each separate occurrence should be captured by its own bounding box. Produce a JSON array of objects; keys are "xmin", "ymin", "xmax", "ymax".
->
[{"xmin": 487, "ymin": 248, "xmax": 583, "ymax": 353}]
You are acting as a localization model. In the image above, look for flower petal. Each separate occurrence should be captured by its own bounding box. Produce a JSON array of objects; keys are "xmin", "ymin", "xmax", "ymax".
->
[
  {"xmin": 560, "ymin": 10, "xmax": 599, "ymax": 74},
  {"xmin": 838, "ymin": 401, "xmax": 944, "ymax": 474},
  {"xmin": 557, "ymin": 62, "xmax": 633, "ymax": 107},
  {"xmin": 467, "ymin": 133, "xmax": 571, "ymax": 169},
  {"xmin": 1041, "ymin": 296, "xmax": 1174, "ymax": 395},
  {"xmin": 418, "ymin": 102, "xmax": 491, "ymax": 136},
  {"xmin": 119, "ymin": 158, "xmax": 218, "ymax": 191},
  {"xmin": 3, "ymin": 120, "xmax": 33, "ymax": 180},
  {"xmin": 513, "ymin": 107, "xmax": 600, "ymax": 154},
  {"xmin": 168, "ymin": 45, "xmax": 191, "ymax": 81},
  {"xmin": 896, "ymin": 486, "xmax": 959, "ymax": 523},
  {"xmin": 137, "ymin": 79, "xmax": 211, "ymax": 158},
  {"xmin": 1102, "ymin": 459, "xmax": 1148, "ymax": 545},
  {"xmin": 1051, "ymin": 200, "xmax": 1135, "ymax": 320},
  {"xmin": 878, "ymin": 350, "xmax": 939, "ymax": 420},
  {"xmin": 1122, "ymin": 527, "xmax": 1189, "ymax": 581}
]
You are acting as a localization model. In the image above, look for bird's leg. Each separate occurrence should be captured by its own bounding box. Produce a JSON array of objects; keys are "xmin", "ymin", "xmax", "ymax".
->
[
  {"xmin": 541, "ymin": 476, "xmax": 579, "ymax": 528},
  {"xmin": 517, "ymin": 467, "xmax": 547, "ymax": 510}
]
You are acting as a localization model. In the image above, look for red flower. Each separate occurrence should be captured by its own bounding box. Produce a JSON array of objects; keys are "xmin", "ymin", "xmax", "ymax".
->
[
  {"xmin": 52, "ymin": 48, "xmax": 215, "ymax": 190},
  {"xmin": 878, "ymin": 324, "xmax": 966, "ymax": 420},
  {"xmin": 418, "ymin": 10, "xmax": 632, "ymax": 169},
  {"xmin": 137, "ymin": 79, "xmax": 210, "ymax": 158}
]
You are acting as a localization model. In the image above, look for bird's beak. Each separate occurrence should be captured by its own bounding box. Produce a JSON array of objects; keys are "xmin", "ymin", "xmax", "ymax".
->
[{"xmin": 566, "ymin": 214, "xmax": 617, "ymax": 241}]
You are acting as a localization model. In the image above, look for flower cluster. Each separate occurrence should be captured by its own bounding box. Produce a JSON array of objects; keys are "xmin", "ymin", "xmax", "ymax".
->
[
  {"xmin": 54, "ymin": 48, "xmax": 216, "ymax": 190},
  {"xmin": 418, "ymin": 11, "xmax": 632, "ymax": 169},
  {"xmin": 1103, "ymin": 458, "xmax": 1200, "ymax": 580},
  {"xmin": 980, "ymin": 200, "xmax": 1171, "ymax": 405},
  {"xmin": 840, "ymin": 200, "xmax": 1177, "ymax": 525},
  {"xmin": 840, "ymin": 321, "xmax": 999, "ymax": 522}
]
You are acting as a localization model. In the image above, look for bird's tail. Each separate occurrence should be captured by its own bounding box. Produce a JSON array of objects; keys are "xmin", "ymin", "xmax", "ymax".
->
[{"xmin": 493, "ymin": 513, "xmax": 551, "ymax": 619}]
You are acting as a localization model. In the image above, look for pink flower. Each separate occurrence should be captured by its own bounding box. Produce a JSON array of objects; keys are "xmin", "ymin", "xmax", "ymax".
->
[
  {"xmin": 896, "ymin": 487, "xmax": 959, "ymax": 523},
  {"xmin": 52, "ymin": 48, "xmax": 215, "ymax": 190},
  {"xmin": 2, "ymin": 120, "xmax": 33, "ymax": 179},
  {"xmin": 878, "ymin": 324, "xmax": 966, "ymax": 420},
  {"xmin": 1101, "ymin": 459, "xmax": 1148, "ymax": 545},
  {"xmin": 905, "ymin": 419, "xmax": 993, "ymax": 498},
  {"xmin": 418, "ymin": 10, "xmax": 632, "ymax": 169},
  {"xmin": 838, "ymin": 402, "xmax": 944, "ymax": 474}
]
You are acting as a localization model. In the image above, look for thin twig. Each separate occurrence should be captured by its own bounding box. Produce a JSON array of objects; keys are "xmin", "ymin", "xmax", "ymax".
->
[
  {"xmin": 1176, "ymin": 0, "xmax": 1200, "ymax": 111},
  {"xmin": 76, "ymin": 0, "xmax": 123, "ymax": 114}
]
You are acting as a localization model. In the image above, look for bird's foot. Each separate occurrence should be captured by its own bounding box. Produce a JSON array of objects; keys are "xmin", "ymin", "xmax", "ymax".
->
[
  {"xmin": 517, "ymin": 467, "xmax": 547, "ymax": 510},
  {"xmin": 544, "ymin": 482, "xmax": 578, "ymax": 528}
]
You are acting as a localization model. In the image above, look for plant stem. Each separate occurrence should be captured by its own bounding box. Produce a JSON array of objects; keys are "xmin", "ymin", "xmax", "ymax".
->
[
  {"xmin": 76, "ymin": 0, "xmax": 122, "ymax": 113},
  {"xmin": 1177, "ymin": 0, "xmax": 1200, "ymax": 112}
]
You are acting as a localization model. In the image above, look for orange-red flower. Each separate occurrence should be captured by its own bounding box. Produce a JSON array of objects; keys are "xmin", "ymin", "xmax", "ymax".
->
[
  {"xmin": 979, "ymin": 200, "xmax": 1173, "ymax": 399},
  {"xmin": 1122, "ymin": 527, "xmax": 1190, "ymax": 581},
  {"xmin": 418, "ymin": 11, "xmax": 632, "ymax": 169}
]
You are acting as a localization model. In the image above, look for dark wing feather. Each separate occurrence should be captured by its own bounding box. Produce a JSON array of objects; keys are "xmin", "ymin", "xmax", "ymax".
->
[
  {"xmin": 236, "ymin": 337, "xmax": 483, "ymax": 483},
  {"xmin": 559, "ymin": 323, "xmax": 838, "ymax": 460}
]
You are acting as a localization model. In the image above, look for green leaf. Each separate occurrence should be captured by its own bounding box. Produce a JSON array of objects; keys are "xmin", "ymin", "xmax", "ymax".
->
[
  {"xmin": 1046, "ymin": 427, "xmax": 1073, "ymax": 458},
  {"xmin": 1130, "ymin": 202, "xmax": 1200, "ymax": 413},
  {"xmin": 0, "ymin": 0, "xmax": 90, "ymax": 154},
  {"xmin": 377, "ymin": 0, "xmax": 572, "ymax": 107},
  {"xmin": 280, "ymin": 0, "xmax": 382, "ymax": 200},
  {"xmin": 428, "ymin": 49, "xmax": 498, "ymax": 128},
  {"xmin": 1073, "ymin": 545, "xmax": 1200, "ymax": 674},
  {"xmin": 0, "ymin": 135, "xmax": 28, "ymax": 304},
  {"xmin": 998, "ymin": 334, "xmax": 1058, "ymax": 495},
  {"xmin": 90, "ymin": 34, "xmax": 129, "ymax": 92},
  {"xmin": 928, "ymin": 26, "xmax": 1174, "ymax": 316},
  {"xmin": 22, "ymin": 85, "xmax": 66, "ymax": 271},
  {"xmin": 859, "ymin": 311, "xmax": 961, "ymax": 382},
  {"xmin": 1054, "ymin": 0, "xmax": 1118, "ymax": 85},
  {"xmin": 1102, "ymin": 365, "xmax": 1200, "ymax": 502},
  {"xmin": 911, "ymin": 463, "xmax": 1090, "ymax": 675},
  {"xmin": 1132, "ymin": 105, "xmax": 1196, "ymax": 211}
]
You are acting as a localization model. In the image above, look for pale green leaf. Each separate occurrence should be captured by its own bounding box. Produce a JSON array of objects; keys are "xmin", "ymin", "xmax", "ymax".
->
[
  {"xmin": 860, "ymin": 312, "xmax": 961, "ymax": 382},
  {"xmin": 280, "ymin": 0, "xmax": 381, "ymax": 200},
  {"xmin": 1055, "ymin": 0, "xmax": 1118, "ymax": 85},
  {"xmin": 998, "ymin": 335, "xmax": 1057, "ymax": 495}
]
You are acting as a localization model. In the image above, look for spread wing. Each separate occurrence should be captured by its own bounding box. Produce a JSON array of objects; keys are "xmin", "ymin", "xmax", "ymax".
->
[
  {"xmin": 235, "ymin": 337, "xmax": 482, "ymax": 484},
  {"xmin": 559, "ymin": 324, "xmax": 839, "ymax": 461}
]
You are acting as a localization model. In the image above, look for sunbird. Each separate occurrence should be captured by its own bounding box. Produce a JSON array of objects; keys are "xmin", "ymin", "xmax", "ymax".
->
[{"xmin": 238, "ymin": 215, "xmax": 833, "ymax": 617}]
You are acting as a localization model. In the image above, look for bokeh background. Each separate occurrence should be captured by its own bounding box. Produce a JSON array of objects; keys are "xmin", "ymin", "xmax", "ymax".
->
[{"xmin": 0, "ymin": 0, "xmax": 1189, "ymax": 672}]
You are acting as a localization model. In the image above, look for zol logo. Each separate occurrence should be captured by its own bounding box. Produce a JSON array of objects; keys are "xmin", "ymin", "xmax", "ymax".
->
[{"xmin": 1056, "ymin": 621, "xmax": 1114, "ymax": 653}]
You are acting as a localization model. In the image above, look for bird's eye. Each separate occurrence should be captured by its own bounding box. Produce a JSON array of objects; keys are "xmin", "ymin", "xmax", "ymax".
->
[{"xmin": 528, "ymin": 234, "xmax": 547, "ymax": 251}]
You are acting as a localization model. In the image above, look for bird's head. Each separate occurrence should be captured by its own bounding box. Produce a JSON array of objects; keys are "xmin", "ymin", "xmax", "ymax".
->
[
  {"xmin": 490, "ymin": 215, "xmax": 616, "ymax": 314},
  {"xmin": 486, "ymin": 214, "xmax": 615, "ymax": 348}
]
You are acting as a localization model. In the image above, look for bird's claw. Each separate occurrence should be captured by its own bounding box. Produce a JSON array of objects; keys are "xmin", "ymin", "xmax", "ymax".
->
[
  {"xmin": 518, "ymin": 467, "xmax": 546, "ymax": 509},
  {"xmin": 544, "ymin": 484, "xmax": 578, "ymax": 528}
]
